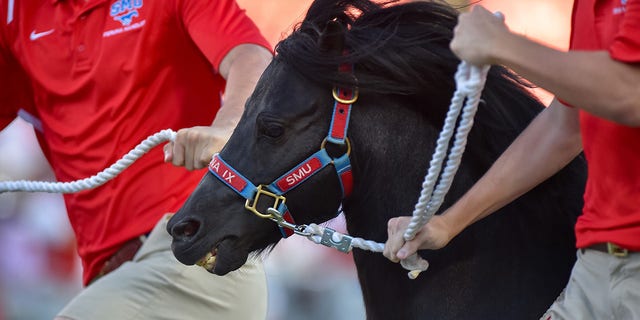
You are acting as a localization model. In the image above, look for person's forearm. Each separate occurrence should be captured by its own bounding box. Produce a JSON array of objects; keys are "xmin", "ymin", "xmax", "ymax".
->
[
  {"xmin": 164, "ymin": 45, "xmax": 271, "ymax": 170},
  {"xmin": 441, "ymin": 101, "xmax": 582, "ymax": 237},
  {"xmin": 215, "ymin": 44, "xmax": 272, "ymax": 133},
  {"xmin": 493, "ymin": 33, "xmax": 640, "ymax": 126}
]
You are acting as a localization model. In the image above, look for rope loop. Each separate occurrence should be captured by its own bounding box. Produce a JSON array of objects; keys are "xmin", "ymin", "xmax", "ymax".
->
[{"xmin": 394, "ymin": 61, "xmax": 489, "ymax": 278}]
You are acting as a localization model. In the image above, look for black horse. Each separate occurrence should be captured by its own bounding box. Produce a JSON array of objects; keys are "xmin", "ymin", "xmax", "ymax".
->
[{"xmin": 168, "ymin": 1, "xmax": 586, "ymax": 319}]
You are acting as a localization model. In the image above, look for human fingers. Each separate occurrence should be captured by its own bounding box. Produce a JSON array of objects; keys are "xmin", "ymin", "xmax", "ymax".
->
[
  {"xmin": 190, "ymin": 130, "xmax": 220, "ymax": 170},
  {"xmin": 183, "ymin": 127, "xmax": 222, "ymax": 170},
  {"xmin": 178, "ymin": 129, "xmax": 202, "ymax": 170},
  {"xmin": 383, "ymin": 217, "xmax": 410, "ymax": 263},
  {"xmin": 451, "ymin": 6, "xmax": 507, "ymax": 65},
  {"xmin": 396, "ymin": 239, "xmax": 422, "ymax": 260},
  {"xmin": 171, "ymin": 130, "xmax": 187, "ymax": 169},
  {"xmin": 163, "ymin": 142, "xmax": 174, "ymax": 163},
  {"xmin": 195, "ymin": 146, "xmax": 215, "ymax": 170},
  {"xmin": 195, "ymin": 133, "xmax": 220, "ymax": 170},
  {"xmin": 473, "ymin": 6, "xmax": 507, "ymax": 27},
  {"xmin": 183, "ymin": 137, "xmax": 199, "ymax": 171}
]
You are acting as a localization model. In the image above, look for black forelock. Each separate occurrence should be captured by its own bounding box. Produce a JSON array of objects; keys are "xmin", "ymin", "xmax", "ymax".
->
[{"xmin": 275, "ymin": 0, "xmax": 462, "ymax": 96}]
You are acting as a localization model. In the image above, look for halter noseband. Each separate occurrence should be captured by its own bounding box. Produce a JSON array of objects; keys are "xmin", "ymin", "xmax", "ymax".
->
[{"xmin": 207, "ymin": 73, "xmax": 357, "ymax": 238}]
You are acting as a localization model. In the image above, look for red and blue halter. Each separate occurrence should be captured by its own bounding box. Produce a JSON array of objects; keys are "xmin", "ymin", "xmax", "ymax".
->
[{"xmin": 207, "ymin": 81, "xmax": 357, "ymax": 238}]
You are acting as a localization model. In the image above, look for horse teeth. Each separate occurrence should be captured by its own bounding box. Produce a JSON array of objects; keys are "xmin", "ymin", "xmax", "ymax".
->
[
  {"xmin": 196, "ymin": 251, "xmax": 217, "ymax": 271},
  {"xmin": 195, "ymin": 253, "xmax": 209, "ymax": 267}
]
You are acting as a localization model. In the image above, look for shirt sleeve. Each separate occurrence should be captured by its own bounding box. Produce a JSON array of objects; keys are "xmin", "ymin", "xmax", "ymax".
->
[
  {"xmin": 0, "ymin": 3, "xmax": 34, "ymax": 130},
  {"xmin": 609, "ymin": 0, "xmax": 640, "ymax": 62},
  {"xmin": 177, "ymin": 0, "xmax": 271, "ymax": 72}
]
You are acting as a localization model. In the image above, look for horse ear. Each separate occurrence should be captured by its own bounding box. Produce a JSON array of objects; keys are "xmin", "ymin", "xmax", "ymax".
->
[{"xmin": 318, "ymin": 20, "xmax": 345, "ymax": 55}]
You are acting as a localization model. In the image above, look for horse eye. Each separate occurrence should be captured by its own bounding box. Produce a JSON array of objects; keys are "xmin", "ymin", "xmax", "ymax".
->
[
  {"xmin": 256, "ymin": 113, "xmax": 285, "ymax": 139},
  {"xmin": 263, "ymin": 124, "xmax": 284, "ymax": 138}
]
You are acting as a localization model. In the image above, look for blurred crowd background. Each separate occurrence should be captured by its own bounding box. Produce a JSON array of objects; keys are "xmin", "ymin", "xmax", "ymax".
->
[{"xmin": 0, "ymin": 1, "xmax": 571, "ymax": 319}]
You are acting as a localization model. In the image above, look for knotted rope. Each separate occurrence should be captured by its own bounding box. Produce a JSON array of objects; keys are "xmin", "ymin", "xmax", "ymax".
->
[{"xmin": 0, "ymin": 129, "xmax": 176, "ymax": 194}]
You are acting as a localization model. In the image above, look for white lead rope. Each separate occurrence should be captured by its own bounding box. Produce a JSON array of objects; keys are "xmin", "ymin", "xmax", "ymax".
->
[
  {"xmin": 399, "ymin": 61, "xmax": 489, "ymax": 278},
  {"xmin": 0, "ymin": 62, "xmax": 491, "ymax": 281},
  {"xmin": 404, "ymin": 63, "xmax": 490, "ymax": 241},
  {"xmin": 0, "ymin": 129, "xmax": 176, "ymax": 194}
]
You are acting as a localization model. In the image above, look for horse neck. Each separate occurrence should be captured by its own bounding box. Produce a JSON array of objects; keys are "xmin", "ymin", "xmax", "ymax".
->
[{"xmin": 341, "ymin": 97, "xmax": 448, "ymax": 241}]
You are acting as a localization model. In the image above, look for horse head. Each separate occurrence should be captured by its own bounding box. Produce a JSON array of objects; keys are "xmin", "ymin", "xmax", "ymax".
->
[{"xmin": 167, "ymin": 18, "xmax": 357, "ymax": 276}]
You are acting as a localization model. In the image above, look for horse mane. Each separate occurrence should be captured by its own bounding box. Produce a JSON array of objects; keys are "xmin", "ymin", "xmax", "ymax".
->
[
  {"xmin": 277, "ymin": 0, "xmax": 453, "ymax": 93},
  {"xmin": 276, "ymin": 0, "xmax": 544, "ymax": 146},
  {"xmin": 277, "ymin": 0, "xmax": 534, "ymax": 95}
]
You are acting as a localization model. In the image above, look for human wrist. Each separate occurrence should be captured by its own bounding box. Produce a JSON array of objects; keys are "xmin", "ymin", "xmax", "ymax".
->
[
  {"xmin": 491, "ymin": 31, "xmax": 550, "ymax": 74},
  {"xmin": 438, "ymin": 210, "xmax": 466, "ymax": 244},
  {"xmin": 487, "ymin": 30, "xmax": 521, "ymax": 66}
]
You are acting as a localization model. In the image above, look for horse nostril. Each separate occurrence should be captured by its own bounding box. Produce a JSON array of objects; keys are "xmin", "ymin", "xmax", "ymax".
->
[{"xmin": 171, "ymin": 220, "xmax": 201, "ymax": 239}]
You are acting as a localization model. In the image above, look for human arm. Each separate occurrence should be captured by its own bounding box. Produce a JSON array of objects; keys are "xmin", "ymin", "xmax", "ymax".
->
[
  {"xmin": 164, "ymin": 44, "xmax": 271, "ymax": 170},
  {"xmin": 0, "ymin": 53, "xmax": 17, "ymax": 130},
  {"xmin": 163, "ymin": 0, "xmax": 272, "ymax": 170},
  {"xmin": 384, "ymin": 99, "xmax": 582, "ymax": 261},
  {"xmin": 450, "ymin": 5, "xmax": 640, "ymax": 126},
  {"xmin": 1, "ymin": 3, "xmax": 15, "ymax": 129},
  {"xmin": 0, "ymin": 29, "xmax": 33, "ymax": 131}
]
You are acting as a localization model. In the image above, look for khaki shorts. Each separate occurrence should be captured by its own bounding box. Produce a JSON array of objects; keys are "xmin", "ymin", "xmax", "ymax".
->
[
  {"xmin": 541, "ymin": 249, "xmax": 640, "ymax": 320},
  {"xmin": 57, "ymin": 214, "xmax": 267, "ymax": 320}
]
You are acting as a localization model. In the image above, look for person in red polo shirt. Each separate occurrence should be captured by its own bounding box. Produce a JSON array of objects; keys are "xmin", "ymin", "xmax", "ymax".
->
[
  {"xmin": 0, "ymin": 0, "xmax": 272, "ymax": 319},
  {"xmin": 384, "ymin": 1, "xmax": 640, "ymax": 319}
]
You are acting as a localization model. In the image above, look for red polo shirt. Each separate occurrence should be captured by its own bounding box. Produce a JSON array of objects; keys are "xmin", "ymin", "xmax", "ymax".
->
[
  {"xmin": 569, "ymin": 0, "xmax": 640, "ymax": 251},
  {"xmin": 0, "ymin": 0, "xmax": 270, "ymax": 284}
]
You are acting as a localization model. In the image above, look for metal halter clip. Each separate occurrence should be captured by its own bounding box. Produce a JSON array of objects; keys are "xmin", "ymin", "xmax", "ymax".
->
[
  {"xmin": 266, "ymin": 207, "xmax": 294, "ymax": 228},
  {"xmin": 320, "ymin": 227, "xmax": 353, "ymax": 253},
  {"xmin": 266, "ymin": 208, "xmax": 312, "ymax": 237}
]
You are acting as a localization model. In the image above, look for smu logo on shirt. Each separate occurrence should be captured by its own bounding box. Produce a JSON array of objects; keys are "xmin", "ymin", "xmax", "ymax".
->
[
  {"xmin": 104, "ymin": 0, "xmax": 146, "ymax": 37},
  {"xmin": 111, "ymin": 0, "xmax": 143, "ymax": 26}
]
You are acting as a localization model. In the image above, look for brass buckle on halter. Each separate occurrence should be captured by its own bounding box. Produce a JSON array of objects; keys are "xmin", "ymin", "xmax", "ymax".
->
[
  {"xmin": 332, "ymin": 87, "xmax": 359, "ymax": 105},
  {"xmin": 244, "ymin": 185, "xmax": 286, "ymax": 219}
]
